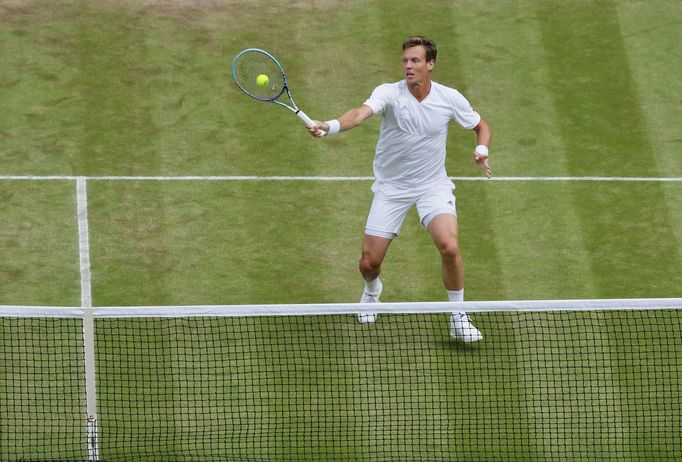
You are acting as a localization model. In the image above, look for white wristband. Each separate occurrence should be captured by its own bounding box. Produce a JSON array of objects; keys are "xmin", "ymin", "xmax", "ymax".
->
[
  {"xmin": 475, "ymin": 144, "xmax": 489, "ymax": 157},
  {"xmin": 325, "ymin": 119, "xmax": 340, "ymax": 136}
]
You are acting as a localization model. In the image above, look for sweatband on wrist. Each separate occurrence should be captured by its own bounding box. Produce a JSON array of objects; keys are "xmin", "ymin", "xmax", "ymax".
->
[
  {"xmin": 325, "ymin": 119, "xmax": 340, "ymax": 136},
  {"xmin": 475, "ymin": 144, "xmax": 489, "ymax": 157}
]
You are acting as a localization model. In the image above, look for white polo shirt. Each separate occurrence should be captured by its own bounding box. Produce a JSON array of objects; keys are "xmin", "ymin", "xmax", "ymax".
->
[{"xmin": 364, "ymin": 80, "xmax": 481, "ymax": 197}]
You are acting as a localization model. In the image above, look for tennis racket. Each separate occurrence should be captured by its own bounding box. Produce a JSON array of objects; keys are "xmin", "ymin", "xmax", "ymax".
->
[{"xmin": 231, "ymin": 48, "xmax": 324, "ymax": 135}]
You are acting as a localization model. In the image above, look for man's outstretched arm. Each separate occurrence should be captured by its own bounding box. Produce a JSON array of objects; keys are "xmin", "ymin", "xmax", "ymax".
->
[{"xmin": 307, "ymin": 104, "xmax": 374, "ymax": 138}]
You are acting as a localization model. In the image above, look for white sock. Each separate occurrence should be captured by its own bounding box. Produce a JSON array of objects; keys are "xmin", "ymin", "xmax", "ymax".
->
[
  {"xmin": 447, "ymin": 289, "xmax": 464, "ymax": 303},
  {"xmin": 364, "ymin": 277, "xmax": 382, "ymax": 295}
]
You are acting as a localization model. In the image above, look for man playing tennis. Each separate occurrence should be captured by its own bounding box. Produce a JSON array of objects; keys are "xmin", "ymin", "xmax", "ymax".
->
[{"xmin": 308, "ymin": 36, "xmax": 491, "ymax": 342}]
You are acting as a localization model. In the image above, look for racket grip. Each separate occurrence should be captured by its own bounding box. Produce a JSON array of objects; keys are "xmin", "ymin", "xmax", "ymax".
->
[{"xmin": 296, "ymin": 110, "xmax": 326, "ymax": 137}]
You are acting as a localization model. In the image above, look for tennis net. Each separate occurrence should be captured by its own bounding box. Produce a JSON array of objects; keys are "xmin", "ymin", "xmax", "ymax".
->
[{"xmin": 1, "ymin": 299, "xmax": 681, "ymax": 461}]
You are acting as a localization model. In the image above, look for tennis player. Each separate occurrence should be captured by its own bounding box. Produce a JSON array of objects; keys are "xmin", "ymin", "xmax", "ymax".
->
[{"xmin": 308, "ymin": 36, "xmax": 491, "ymax": 342}]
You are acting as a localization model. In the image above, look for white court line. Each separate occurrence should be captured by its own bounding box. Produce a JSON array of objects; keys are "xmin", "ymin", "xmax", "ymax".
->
[
  {"xmin": 76, "ymin": 177, "xmax": 100, "ymax": 460},
  {"xmin": 76, "ymin": 177, "xmax": 93, "ymax": 308},
  {"xmin": 1, "ymin": 175, "xmax": 681, "ymax": 182}
]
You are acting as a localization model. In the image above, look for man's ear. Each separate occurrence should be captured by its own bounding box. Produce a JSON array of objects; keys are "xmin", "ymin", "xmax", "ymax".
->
[{"xmin": 427, "ymin": 60, "xmax": 434, "ymax": 70}]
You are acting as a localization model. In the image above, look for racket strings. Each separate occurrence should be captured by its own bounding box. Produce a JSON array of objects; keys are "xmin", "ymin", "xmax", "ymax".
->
[{"xmin": 233, "ymin": 51, "xmax": 285, "ymax": 101}]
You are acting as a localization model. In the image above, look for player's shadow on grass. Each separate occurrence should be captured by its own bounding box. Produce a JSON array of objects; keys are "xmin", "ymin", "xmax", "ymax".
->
[{"xmin": 441, "ymin": 338, "xmax": 484, "ymax": 351}]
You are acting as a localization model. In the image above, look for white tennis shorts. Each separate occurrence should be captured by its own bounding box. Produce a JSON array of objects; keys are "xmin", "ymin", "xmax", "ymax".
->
[{"xmin": 364, "ymin": 186, "xmax": 457, "ymax": 239}]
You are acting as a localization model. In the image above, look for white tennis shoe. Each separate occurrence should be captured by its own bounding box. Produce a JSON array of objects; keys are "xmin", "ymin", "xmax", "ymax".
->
[
  {"xmin": 450, "ymin": 312, "xmax": 483, "ymax": 343},
  {"xmin": 358, "ymin": 282, "xmax": 382, "ymax": 323}
]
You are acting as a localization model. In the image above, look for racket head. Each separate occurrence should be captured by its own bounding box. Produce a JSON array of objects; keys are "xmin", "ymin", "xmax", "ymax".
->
[{"xmin": 231, "ymin": 48, "xmax": 287, "ymax": 102}]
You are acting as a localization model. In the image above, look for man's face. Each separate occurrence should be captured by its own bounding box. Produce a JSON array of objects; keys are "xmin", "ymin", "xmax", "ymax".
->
[{"xmin": 402, "ymin": 45, "xmax": 433, "ymax": 85}]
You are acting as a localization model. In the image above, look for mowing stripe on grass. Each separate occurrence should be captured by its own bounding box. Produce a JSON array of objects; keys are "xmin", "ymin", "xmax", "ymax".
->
[
  {"xmin": 539, "ymin": 2, "xmax": 679, "ymax": 458},
  {"xmin": 540, "ymin": 1, "xmax": 682, "ymax": 297},
  {"xmin": 538, "ymin": 3, "xmax": 634, "ymax": 458},
  {"xmin": 73, "ymin": 4, "xmax": 160, "ymax": 176}
]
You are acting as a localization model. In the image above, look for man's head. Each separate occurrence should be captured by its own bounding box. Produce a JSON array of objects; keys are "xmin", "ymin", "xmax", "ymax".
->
[
  {"xmin": 402, "ymin": 36, "xmax": 437, "ymax": 62},
  {"xmin": 402, "ymin": 36, "xmax": 436, "ymax": 85}
]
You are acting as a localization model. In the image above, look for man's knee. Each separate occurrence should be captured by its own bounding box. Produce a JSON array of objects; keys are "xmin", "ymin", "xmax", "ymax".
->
[
  {"xmin": 438, "ymin": 241, "xmax": 461, "ymax": 262},
  {"xmin": 359, "ymin": 235, "xmax": 391, "ymax": 278},
  {"xmin": 359, "ymin": 251, "xmax": 382, "ymax": 276}
]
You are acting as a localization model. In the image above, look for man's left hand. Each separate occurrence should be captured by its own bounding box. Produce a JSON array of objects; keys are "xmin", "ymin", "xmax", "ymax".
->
[{"xmin": 474, "ymin": 154, "xmax": 492, "ymax": 179}]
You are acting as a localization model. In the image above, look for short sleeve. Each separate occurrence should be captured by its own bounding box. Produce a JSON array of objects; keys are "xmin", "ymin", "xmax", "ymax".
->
[
  {"xmin": 364, "ymin": 83, "xmax": 397, "ymax": 115},
  {"xmin": 451, "ymin": 92, "xmax": 481, "ymax": 129}
]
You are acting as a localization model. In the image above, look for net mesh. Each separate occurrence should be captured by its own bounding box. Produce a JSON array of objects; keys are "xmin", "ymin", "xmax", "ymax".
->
[
  {"xmin": 0, "ymin": 318, "xmax": 87, "ymax": 461},
  {"xmin": 1, "ymin": 303, "xmax": 681, "ymax": 461}
]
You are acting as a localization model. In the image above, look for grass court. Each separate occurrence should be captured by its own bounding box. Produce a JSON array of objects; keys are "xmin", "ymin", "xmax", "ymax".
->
[{"xmin": 1, "ymin": 1, "xmax": 681, "ymax": 460}]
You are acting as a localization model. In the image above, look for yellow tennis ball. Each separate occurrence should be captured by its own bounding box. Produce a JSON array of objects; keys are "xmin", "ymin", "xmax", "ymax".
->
[{"xmin": 256, "ymin": 74, "xmax": 269, "ymax": 87}]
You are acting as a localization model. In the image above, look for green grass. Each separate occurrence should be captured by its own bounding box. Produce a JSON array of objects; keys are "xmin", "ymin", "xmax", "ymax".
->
[
  {"xmin": 0, "ymin": 181, "xmax": 80, "ymax": 306},
  {"xmin": 1, "ymin": 0, "xmax": 682, "ymax": 460}
]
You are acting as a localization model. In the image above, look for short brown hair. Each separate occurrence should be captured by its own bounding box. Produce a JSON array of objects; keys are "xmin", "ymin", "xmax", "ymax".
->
[{"xmin": 402, "ymin": 36, "xmax": 437, "ymax": 62}]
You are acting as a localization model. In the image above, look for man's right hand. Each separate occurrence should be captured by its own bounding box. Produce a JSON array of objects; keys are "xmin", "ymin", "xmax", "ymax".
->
[{"xmin": 307, "ymin": 121, "xmax": 327, "ymax": 138}]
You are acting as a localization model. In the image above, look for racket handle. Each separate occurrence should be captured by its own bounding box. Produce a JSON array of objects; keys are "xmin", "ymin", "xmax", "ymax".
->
[{"xmin": 296, "ymin": 110, "xmax": 326, "ymax": 137}]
